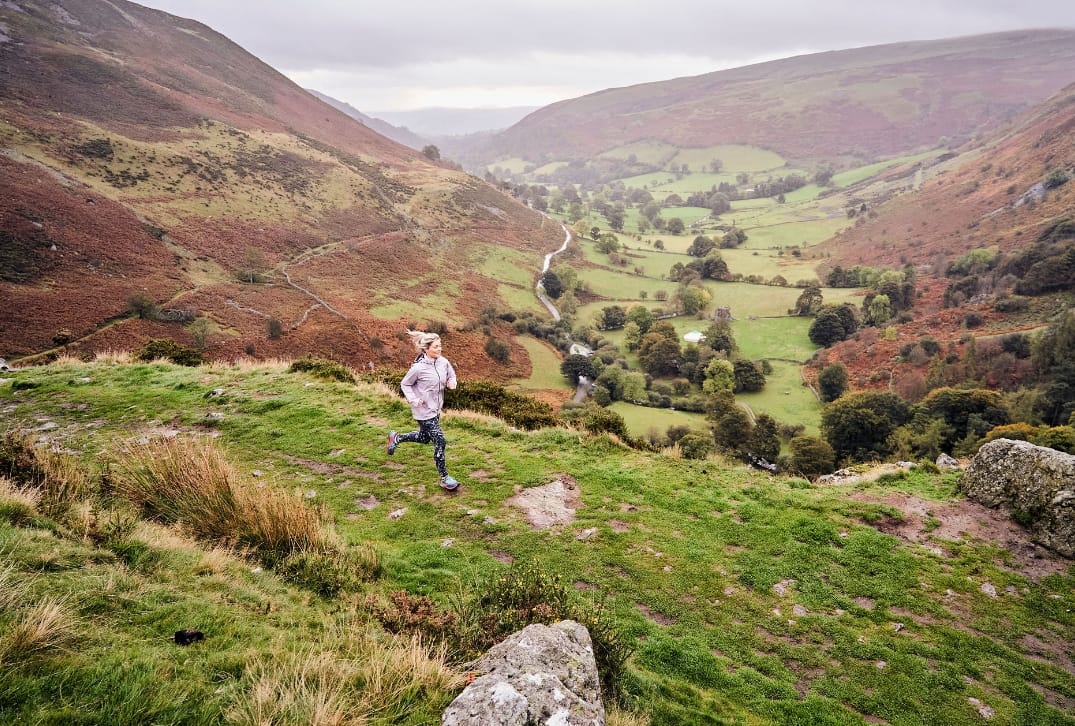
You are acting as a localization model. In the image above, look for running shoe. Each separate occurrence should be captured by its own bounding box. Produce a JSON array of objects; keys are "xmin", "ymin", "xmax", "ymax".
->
[
  {"xmin": 440, "ymin": 475, "xmax": 460, "ymax": 491},
  {"xmin": 386, "ymin": 431, "xmax": 399, "ymax": 455}
]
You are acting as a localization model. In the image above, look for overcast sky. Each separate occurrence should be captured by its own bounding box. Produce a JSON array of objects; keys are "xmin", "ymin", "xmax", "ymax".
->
[{"xmin": 137, "ymin": 0, "xmax": 1075, "ymax": 113}]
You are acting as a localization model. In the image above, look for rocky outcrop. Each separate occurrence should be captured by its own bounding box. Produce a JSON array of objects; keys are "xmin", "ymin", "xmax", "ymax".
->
[
  {"xmin": 960, "ymin": 439, "xmax": 1075, "ymax": 557},
  {"xmin": 442, "ymin": 620, "xmax": 604, "ymax": 726}
]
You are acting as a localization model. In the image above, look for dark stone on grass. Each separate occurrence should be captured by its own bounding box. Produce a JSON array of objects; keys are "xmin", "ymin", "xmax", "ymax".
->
[{"xmin": 174, "ymin": 629, "xmax": 204, "ymax": 645}]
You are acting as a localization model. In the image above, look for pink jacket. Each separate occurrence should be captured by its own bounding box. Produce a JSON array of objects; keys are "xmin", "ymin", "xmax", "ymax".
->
[{"xmin": 400, "ymin": 355, "xmax": 456, "ymax": 421}]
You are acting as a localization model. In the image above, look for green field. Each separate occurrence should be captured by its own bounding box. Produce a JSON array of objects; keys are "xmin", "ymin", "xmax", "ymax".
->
[
  {"xmin": 512, "ymin": 336, "xmax": 574, "ymax": 391},
  {"xmin": 737, "ymin": 360, "xmax": 822, "ymax": 433},
  {"xmin": 609, "ymin": 401, "xmax": 710, "ymax": 438},
  {"xmin": 832, "ymin": 149, "xmax": 945, "ymax": 188},
  {"xmin": 731, "ymin": 317, "xmax": 817, "ymax": 361}
]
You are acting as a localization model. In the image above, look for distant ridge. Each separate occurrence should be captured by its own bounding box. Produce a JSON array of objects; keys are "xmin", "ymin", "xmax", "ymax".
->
[
  {"xmin": 306, "ymin": 90, "xmax": 429, "ymax": 150},
  {"xmin": 370, "ymin": 106, "xmax": 540, "ymax": 137},
  {"xmin": 464, "ymin": 29, "xmax": 1075, "ymax": 165}
]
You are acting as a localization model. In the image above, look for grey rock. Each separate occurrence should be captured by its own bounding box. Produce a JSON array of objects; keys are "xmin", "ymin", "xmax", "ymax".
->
[
  {"xmin": 960, "ymin": 439, "xmax": 1075, "ymax": 557},
  {"xmin": 442, "ymin": 620, "xmax": 604, "ymax": 726},
  {"xmin": 936, "ymin": 453, "xmax": 960, "ymax": 470}
]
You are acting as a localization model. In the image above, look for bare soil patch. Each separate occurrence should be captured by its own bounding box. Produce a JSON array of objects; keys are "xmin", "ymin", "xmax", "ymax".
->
[
  {"xmin": 850, "ymin": 491, "xmax": 1070, "ymax": 579},
  {"xmin": 637, "ymin": 604, "xmax": 675, "ymax": 626},
  {"xmin": 506, "ymin": 475, "xmax": 580, "ymax": 530}
]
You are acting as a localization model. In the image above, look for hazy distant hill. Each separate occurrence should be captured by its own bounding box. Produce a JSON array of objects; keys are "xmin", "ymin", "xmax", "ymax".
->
[
  {"xmin": 465, "ymin": 30, "xmax": 1075, "ymax": 167},
  {"xmin": 370, "ymin": 106, "xmax": 539, "ymax": 137},
  {"xmin": 0, "ymin": 0, "xmax": 559, "ymax": 371},
  {"xmin": 306, "ymin": 90, "xmax": 429, "ymax": 150}
]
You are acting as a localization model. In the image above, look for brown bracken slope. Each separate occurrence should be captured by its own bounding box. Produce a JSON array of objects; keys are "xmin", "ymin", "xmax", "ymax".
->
[
  {"xmin": 0, "ymin": 0, "xmax": 562, "ymax": 379},
  {"xmin": 808, "ymin": 83, "xmax": 1075, "ymax": 393},
  {"xmin": 472, "ymin": 30, "xmax": 1075, "ymax": 167}
]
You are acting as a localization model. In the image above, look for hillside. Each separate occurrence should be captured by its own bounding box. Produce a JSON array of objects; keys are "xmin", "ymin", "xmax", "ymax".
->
[
  {"xmin": 805, "ymin": 83, "xmax": 1075, "ymax": 393},
  {"xmin": 2, "ymin": 357, "xmax": 1073, "ymax": 724},
  {"xmin": 0, "ymin": 0, "xmax": 562, "ymax": 375},
  {"xmin": 306, "ymin": 90, "xmax": 430, "ymax": 150},
  {"xmin": 462, "ymin": 30, "xmax": 1075, "ymax": 169}
]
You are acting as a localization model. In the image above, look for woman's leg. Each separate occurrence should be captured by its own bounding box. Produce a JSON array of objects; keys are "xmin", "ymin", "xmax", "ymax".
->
[
  {"xmin": 422, "ymin": 416, "xmax": 449, "ymax": 477},
  {"xmin": 395, "ymin": 424, "xmax": 431, "ymax": 445}
]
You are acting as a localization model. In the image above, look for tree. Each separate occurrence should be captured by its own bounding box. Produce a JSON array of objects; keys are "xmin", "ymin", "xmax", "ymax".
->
[
  {"xmin": 713, "ymin": 407, "xmax": 753, "ymax": 454},
  {"xmin": 733, "ymin": 359, "xmax": 766, "ymax": 393},
  {"xmin": 626, "ymin": 305, "xmax": 655, "ymax": 335},
  {"xmin": 864, "ymin": 293, "xmax": 893, "ymax": 326},
  {"xmin": 788, "ymin": 435, "xmax": 836, "ymax": 478},
  {"xmin": 821, "ymin": 391, "xmax": 911, "ymax": 462},
  {"xmin": 809, "ymin": 303, "xmax": 859, "ymax": 347},
  {"xmin": 421, "ymin": 145, "xmax": 441, "ymax": 161},
  {"xmin": 240, "ymin": 247, "xmax": 267, "ymax": 284},
  {"xmin": 702, "ymin": 358, "xmax": 735, "ymax": 395},
  {"xmin": 623, "ymin": 321, "xmax": 643, "ymax": 352},
  {"xmin": 267, "ymin": 318, "xmax": 283, "ymax": 339},
  {"xmin": 600, "ymin": 305, "xmax": 627, "ymax": 330},
  {"xmin": 918, "ymin": 387, "xmax": 1009, "ymax": 452},
  {"xmin": 128, "ymin": 293, "xmax": 159, "ymax": 320},
  {"xmin": 704, "ymin": 321, "xmax": 736, "ymax": 356},
  {"xmin": 188, "ymin": 318, "xmax": 213, "ymax": 351},
  {"xmin": 561, "ymin": 354, "xmax": 597, "ymax": 385},
  {"xmin": 679, "ymin": 285, "xmax": 712, "ymax": 316},
  {"xmin": 792, "ymin": 285, "xmax": 823, "ymax": 316},
  {"xmin": 607, "ymin": 206, "xmax": 626, "ymax": 232},
  {"xmin": 678, "ymin": 433, "xmax": 713, "ymax": 460},
  {"xmin": 817, "ymin": 363, "xmax": 848, "ymax": 403},
  {"xmin": 595, "ymin": 234, "xmax": 620, "ymax": 254},
  {"xmin": 687, "ymin": 235, "xmax": 716, "ymax": 257},
  {"xmin": 540, "ymin": 271, "xmax": 563, "ymax": 299},
  {"xmin": 747, "ymin": 413, "xmax": 781, "ymax": 462},
  {"xmin": 666, "ymin": 218, "xmax": 685, "ymax": 235},
  {"xmin": 590, "ymin": 226, "xmax": 600, "ymax": 241}
]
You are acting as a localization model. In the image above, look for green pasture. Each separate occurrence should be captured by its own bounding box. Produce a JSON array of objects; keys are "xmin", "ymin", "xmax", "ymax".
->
[
  {"xmin": 598, "ymin": 140, "xmax": 678, "ymax": 165},
  {"xmin": 832, "ymin": 150, "xmax": 943, "ymax": 188},
  {"xmin": 609, "ymin": 401, "xmax": 710, "ymax": 438},
  {"xmin": 731, "ymin": 317, "xmax": 817, "ymax": 362},
  {"xmin": 738, "ymin": 360, "xmax": 821, "ymax": 434},
  {"xmin": 739, "ymin": 217, "xmax": 849, "ymax": 249},
  {"xmin": 368, "ymin": 280, "xmax": 464, "ymax": 323},
  {"xmin": 476, "ymin": 245, "xmax": 539, "ymax": 289},
  {"xmin": 532, "ymin": 161, "xmax": 568, "ymax": 177},
  {"xmin": 575, "ymin": 266, "xmax": 672, "ymax": 300},
  {"xmin": 498, "ymin": 283, "xmax": 544, "ymax": 314},
  {"xmin": 488, "ymin": 157, "xmax": 531, "ymax": 174},
  {"xmin": 644, "ymin": 173, "xmax": 740, "ymax": 196},
  {"xmin": 511, "ymin": 336, "xmax": 573, "ymax": 391},
  {"xmin": 673, "ymin": 144, "xmax": 788, "ymax": 172},
  {"xmin": 720, "ymin": 249, "xmax": 821, "ymax": 282}
]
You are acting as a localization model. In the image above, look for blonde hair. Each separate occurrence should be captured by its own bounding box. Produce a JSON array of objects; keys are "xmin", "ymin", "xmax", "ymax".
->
[{"xmin": 405, "ymin": 329, "xmax": 441, "ymax": 352}]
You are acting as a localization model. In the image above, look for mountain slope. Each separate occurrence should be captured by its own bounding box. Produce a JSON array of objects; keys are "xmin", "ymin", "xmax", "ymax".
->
[
  {"xmin": 0, "ymin": 0, "xmax": 561, "ymax": 373},
  {"xmin": 470, "ymin": 30, "xmax": 1075, "ymax": 166},
  {"xmin": 306, "ymin": 89, "xmax": 429, "ymax": 150}
]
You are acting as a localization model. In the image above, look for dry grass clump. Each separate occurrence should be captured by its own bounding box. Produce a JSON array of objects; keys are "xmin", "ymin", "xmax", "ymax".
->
[
  {"xmin": 0, "ymin": 597, "xmax": 77, "ymax": 665},
  {"xmin": 0, "ymin": 475, "xmax": 40, "ymax": 525},
  {"xmin": 113, "ymin": 437, "xmax": 329, "ymax": 562},
  {"xmin": 92, "ymin": 349, "xmax": 133, "ymax": 364},
  {"xmin": 0, "ymin": 431, "xmax": 92, "ymax": 517},
  {"xmin": 607, "ymin": 706, "xmax": 652, "ymax": 726},
  {"xmin": 227, "ymin": 626, "xmax": 462, "ymax": 726}
]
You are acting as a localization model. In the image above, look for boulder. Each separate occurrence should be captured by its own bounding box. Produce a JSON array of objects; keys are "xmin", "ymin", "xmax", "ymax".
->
[
  {"xmin": 936, "ymin": 453, "xmax": 960, "ymax": 470},
  {"xmin": 960, "ymin": 439, "xmax": 1075, "ymax": 557},
  {"xmin": 442, "ymin": 620, "xmax": 604, "ymax": 726}
]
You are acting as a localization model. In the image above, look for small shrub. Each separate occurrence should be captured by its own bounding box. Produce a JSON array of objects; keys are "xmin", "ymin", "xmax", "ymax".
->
[
  {"xmin": 582, "ymin": 406, "xmax": 629, "ymax": 439},
  {"xmin": 994, "ymin": 296, "xmax": 1029, "ymax": 313},
  {"xmin": 677, "ymin": 433, "xmax": 713, "ymax": 460},
  {"xmin": 445, "ymin": 381, "xmax": 557, "ymax": 430},
  {"xmin": 964, "ymin": 312, "xmax": 984, "ymax": 328},
  {"xmin": 289, "ymin": 357, "xmax": 355, "ymax": 384},
  {"xmin": 277, "ymin": 544, "xmax": 380, "ymax": 597},
  {"xmin": 267, "ymin": 318, "xmax": 283, "ymax": 339},
  {"xmin": 0, "ymin": 598, "xmax": 76, "ymax": 665},
  {"xmin": 484, "ymin": 338, "xmax": 511, "ymax": 364},
  {"xmin": 136, "ymin": 339, "xmax": 203, "ymax": 366}
]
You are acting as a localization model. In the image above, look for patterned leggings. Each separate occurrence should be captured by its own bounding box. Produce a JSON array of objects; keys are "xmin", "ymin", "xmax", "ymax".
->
[{"xmin": 396, "ymin": 416, "xmax": 448, "ymax": 477}]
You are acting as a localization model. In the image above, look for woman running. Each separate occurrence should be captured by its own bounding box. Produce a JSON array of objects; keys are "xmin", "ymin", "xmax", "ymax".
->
[{"xmin": 386, "ymin": 330, "xmax": 460, "ymax": 490}]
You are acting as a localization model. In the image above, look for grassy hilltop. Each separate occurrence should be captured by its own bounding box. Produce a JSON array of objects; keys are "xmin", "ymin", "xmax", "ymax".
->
[{"xmin": 2, "ymin": 356, "xmax": 1073, "ymax": 725}]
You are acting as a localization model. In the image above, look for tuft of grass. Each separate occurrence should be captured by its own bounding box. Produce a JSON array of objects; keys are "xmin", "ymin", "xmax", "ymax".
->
[
  {"xmin": 0, "ymin": 476, "xmax": 40, "ymax": 525},
  {"xmin": 0, "ymin": 597, "xmax": 77, "ymax": 664},
  {"xmin": 229, "ymin": 630, "xmax": 463, "ymax": 725},
  {"xmin": 112, "ymin": 437, "xmax": 328, "ymax": 563},
  {"xmin": 0, "ymin": 431, "xmax": 92, "ymax": 517}
]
